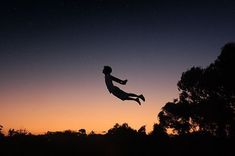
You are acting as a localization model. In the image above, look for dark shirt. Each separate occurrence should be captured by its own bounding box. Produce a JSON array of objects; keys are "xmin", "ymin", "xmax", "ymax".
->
[{"xmin": 105, "ymin": 74, "xmax": 124, "ymax": 93}]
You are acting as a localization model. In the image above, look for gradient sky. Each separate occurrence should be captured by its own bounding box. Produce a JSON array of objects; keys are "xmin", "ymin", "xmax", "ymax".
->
[{"xmin": 1, "ymin": 0, "xmax": 235, "ymax": 134}]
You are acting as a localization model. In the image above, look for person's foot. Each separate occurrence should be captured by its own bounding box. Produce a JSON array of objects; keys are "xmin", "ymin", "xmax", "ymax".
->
[
  {"xmin": 139, "ymin": 94, "xmax": 145, "ymax": 102},
  {"xmin": 136, "ymin": 98, "xmax": 141, "ymax": 105}
]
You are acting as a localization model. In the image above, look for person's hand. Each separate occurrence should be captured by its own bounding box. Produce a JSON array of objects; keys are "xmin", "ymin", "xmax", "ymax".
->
[{"xmin": 122, "ymin": 79, "xmax": 128, "ymax": 85}]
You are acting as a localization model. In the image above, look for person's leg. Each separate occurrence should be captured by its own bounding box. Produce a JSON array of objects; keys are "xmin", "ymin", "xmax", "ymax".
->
[
  {"xmin": 127, "ymin": 93, "xmax": 145, "ymax": 101},
  {"xmin": 112, "ymin": 87, "xmax": 142, "ymax": 105},
  {"xmin": 127, "ymin": 93, "xmax": 139, "ymax": 97},
  {"xmin": 125, "ymin": 97, "xmax": 141, "ymax": 105}
]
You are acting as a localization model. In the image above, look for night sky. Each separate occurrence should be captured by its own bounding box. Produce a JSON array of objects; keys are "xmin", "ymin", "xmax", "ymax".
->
[{"xmin": 1, "ymin": 0, "xmax": 235, "ymax": 134}]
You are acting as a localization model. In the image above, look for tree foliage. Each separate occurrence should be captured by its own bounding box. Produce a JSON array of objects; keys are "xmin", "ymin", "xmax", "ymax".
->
[{"xmin": 158, "ymin": 43, "xmax": 235, "ymax": 137}]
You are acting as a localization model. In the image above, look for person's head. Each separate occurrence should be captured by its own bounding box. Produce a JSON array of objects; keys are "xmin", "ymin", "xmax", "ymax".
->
[{"xmin": 103, "ymin": 66, "xmax": 112, "ymax": 75}]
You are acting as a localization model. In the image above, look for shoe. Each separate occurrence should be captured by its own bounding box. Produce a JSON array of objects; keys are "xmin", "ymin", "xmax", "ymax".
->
[
  {"xmin": 136, "ymin": 98, "xmax": 141, "ymax": 105},
  {"xmin": 139, "ymin": 94, "xmax": 145, "ymax": 102}
]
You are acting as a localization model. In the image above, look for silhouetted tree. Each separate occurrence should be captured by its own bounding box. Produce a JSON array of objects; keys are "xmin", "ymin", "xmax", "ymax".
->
[
  {"xmin": 0, "ymin": 125, "xmax": 3, "ymax": 131},
  {"xmin": 0, "ymin": 125, "xmax": 4, "ymax": 137},
  {"xmin": 158, "ymin": 43, "xmax": 235, "ymax": 137},
  {"xmin": 149, "ymin": 123, "xmax": 168, "ymax": 138},
  {"xmin": 89, "ymin": 130, "xmax": 96, "ymax": 136},
  {"xmin": 137, "ymin": 125, "xmax": 146, "ymax": 136},
  {"xmin": 158, "ymin": 100, "xmax": 191, "ymax": 135},
  {"xmin": 78, "ymin": 128, "xmax": 87, "ymax": 136}
]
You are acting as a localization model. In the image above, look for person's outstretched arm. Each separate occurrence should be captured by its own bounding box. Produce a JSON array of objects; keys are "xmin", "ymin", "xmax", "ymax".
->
[{"xmin": 111, "ymin": 75, "xmax": 127, "ymax": 85}]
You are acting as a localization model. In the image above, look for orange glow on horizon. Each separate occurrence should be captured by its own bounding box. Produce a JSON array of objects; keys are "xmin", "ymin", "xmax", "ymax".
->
[{"xmin": 1, "ymin": 71, "xmax": 179, "ymax": 135}]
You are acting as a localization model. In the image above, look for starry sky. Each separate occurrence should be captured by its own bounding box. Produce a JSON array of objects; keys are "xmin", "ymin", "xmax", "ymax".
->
[{"xmin": 1, "ymin": 0, "xmax": 235, "ymax": 134}]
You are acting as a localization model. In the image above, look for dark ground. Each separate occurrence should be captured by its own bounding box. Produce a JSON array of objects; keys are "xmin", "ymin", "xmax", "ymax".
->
[{"xmin": 0, "ymin": 132, "xmax": 234, "ymax": 156}]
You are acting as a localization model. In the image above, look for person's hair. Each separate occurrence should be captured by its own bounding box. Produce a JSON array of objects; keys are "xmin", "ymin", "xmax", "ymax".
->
[{"xmin": 103, "ymin": 66, "xmax": 112, "ymax": 74}]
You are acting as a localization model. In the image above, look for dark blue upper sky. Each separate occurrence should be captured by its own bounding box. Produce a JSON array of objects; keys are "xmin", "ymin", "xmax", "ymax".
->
[{"xmin": 1, "ymin": 0, "xmax": 235, "ymax": 92}]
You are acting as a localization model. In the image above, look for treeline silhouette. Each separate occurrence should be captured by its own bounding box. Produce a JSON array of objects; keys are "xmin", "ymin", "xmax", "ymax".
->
[
  {"xmin": 0, "ymin": 123, "xmax": 234, "ymax": 156},
  {"xmin": 0, "ymin": 43, "xmax": 234, "ymax": 156}
]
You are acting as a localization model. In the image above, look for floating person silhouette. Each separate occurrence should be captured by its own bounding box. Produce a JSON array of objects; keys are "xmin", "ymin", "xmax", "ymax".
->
[{"xmin": 103, "ymin": 66, "xmax": 145, "ymax": 105}]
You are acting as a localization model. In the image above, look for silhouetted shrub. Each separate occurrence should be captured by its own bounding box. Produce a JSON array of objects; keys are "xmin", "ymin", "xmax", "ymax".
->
[
  {"xmin": 0, "ymin": 125, "xmax": 4, "ymax": 138},
  {"xmin": 107, "ymin": 123, "xmax": 137, "ymax": 138},
  {"xmin": 137, "ymin": 125, "xmax": 146, "ymax": 136},
  {"xmin": 149, "ymin": 123, "xmax": 168, "ymax": 139},
  {"xmin": 8, "ymin": 128, "xmax": 30, "ymax": 137}
]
